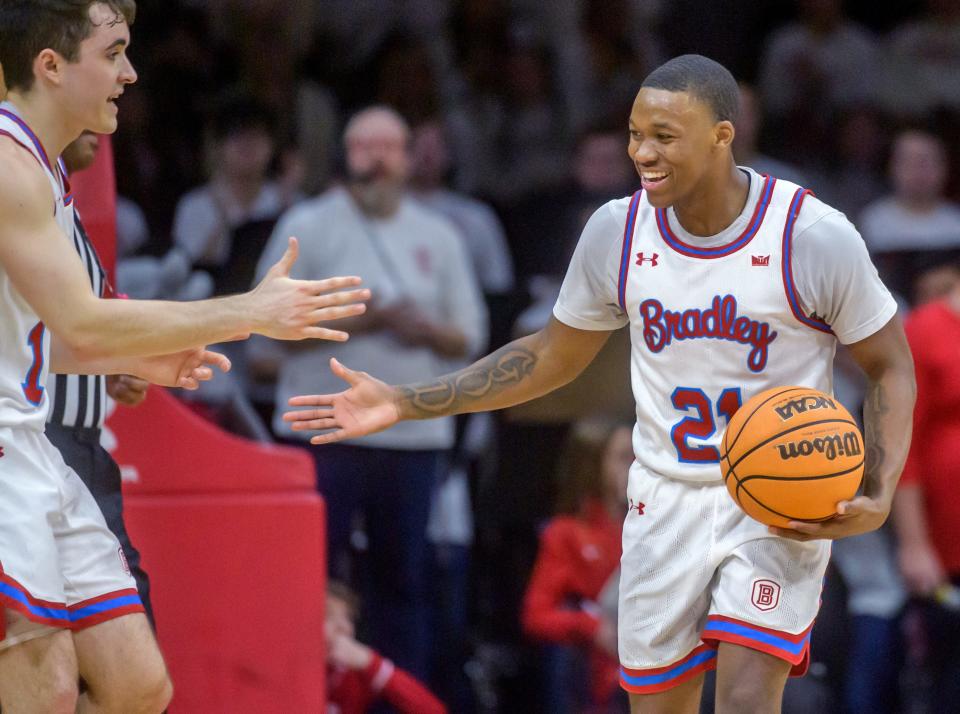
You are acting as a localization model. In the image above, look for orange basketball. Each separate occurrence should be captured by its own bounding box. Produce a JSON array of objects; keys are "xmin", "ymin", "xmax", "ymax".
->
[{"xmin": 720, "ymin": 386, "xmax": 864, "ymax": 529}]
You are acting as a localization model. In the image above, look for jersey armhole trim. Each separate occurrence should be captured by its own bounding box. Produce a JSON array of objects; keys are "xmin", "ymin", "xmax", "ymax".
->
[
  {"xmin": 781, "ymin": 188, "xmax": 834, "ymax": 335},
  {"xmin": 617, "ymin": 190, "xmax": 644, "ymax": 312}
]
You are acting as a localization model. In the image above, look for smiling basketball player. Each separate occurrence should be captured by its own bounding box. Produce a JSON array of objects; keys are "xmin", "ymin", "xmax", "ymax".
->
[{"xmin": 284, "ymin": 55, "xmax": 915, "ymax": 713}]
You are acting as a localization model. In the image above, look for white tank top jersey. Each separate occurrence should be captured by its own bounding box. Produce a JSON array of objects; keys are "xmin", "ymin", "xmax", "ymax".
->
[
  {"xmin": 554, "ymin": 167, "xmax": 897, "ymax": 483},
  {"xmin": 0, "ymin": 103, "xmax": 76, "ymax": 431}
]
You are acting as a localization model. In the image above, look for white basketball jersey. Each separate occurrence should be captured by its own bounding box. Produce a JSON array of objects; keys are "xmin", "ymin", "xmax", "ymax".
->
[
  {"xmin": 616, "ymin": 172, "xmax": 836, "ymax": 483},
  {"xmin": 0, "ymin": 104, "xmax": 75, "ymax": 431}
]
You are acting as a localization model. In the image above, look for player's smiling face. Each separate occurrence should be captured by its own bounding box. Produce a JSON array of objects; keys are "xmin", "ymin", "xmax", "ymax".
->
[
  {"xmin": 59, "ymin": 3, "xmax": 137, "ymax": 135},
  {"xmin": 628, "ymin": 88, "xmax": 729, "ymax": 209}
]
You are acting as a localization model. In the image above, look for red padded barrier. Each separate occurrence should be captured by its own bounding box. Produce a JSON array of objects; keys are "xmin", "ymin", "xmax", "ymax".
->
[
  {"xmin": 68, "ymin": 134, "xmax": 117, "ymax": 284},
  {"xmin": 109, "ymin": 389, "xmax": 326, "ymax": 712},
  {"xmin": 110, "ymin": 388, "xmax": 315, "ymax": 495},
  {"xmin": 124, "ymin": 494, "xmax": 326, "ymax": 712}
]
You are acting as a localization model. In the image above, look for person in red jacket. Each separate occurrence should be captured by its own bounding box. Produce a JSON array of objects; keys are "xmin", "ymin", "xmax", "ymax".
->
[
  {"xmin": 522, "ymin": 418, "xmax": 634, "ymax": 713},
  {"xmin": 326, "ymin": 581, "xmax": 447, "ymax": 714},
  {"xmin": 893, "ymin": 264, "xmax": 960, "ymax": 713}
]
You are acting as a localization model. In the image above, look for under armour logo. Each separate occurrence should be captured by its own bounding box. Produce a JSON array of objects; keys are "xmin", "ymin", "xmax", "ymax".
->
[
  {"xmin": 636, "ymin": 252, "xmax": 659, "ymax": 267},
  {"xmin": 751, "ymin": 255, "xmax": 770, "ymax": 266},
  {"xmin": 628, "ymin": 498, "xmax": 645, "ymax": 515}
]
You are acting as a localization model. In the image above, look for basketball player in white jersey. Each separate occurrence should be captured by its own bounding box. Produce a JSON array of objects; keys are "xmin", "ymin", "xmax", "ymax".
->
[
  {"xmin": 0, "ymin": 2, "xmax": 368, "ymax": 711},
  {"xmin": 285, "ymin": 55, "xmax": 916, "ymax": 712}
]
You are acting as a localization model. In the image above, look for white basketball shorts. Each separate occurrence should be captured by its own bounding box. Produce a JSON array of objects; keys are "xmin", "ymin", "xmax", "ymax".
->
[
  {"xmin": 0, "ymin": 427, "xmax": 143, "ymax": 649},
  {"xmin": 618, "ymin": 463, "xmax": 830, "ymax": 695}
]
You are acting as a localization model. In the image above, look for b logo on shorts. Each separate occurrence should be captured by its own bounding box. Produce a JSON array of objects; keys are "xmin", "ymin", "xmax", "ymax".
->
[{"xmin": 751, "ymin": 579, "xmax": 780, "ymax": 611}]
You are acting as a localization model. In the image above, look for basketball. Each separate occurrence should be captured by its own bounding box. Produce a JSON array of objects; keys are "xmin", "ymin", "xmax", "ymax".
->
[{"xmin": 720, "ymin": 386, "xmax": 864, "ymax": 529}]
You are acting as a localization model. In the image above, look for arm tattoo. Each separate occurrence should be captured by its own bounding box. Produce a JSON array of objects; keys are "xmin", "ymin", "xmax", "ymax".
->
[
  {"xmin": 862, "ymin": 381, "xmax": 889, "ymax": 488},
  {"xmin": 398, "ymin": 346, "xmax": 538, "ymax": 417}
]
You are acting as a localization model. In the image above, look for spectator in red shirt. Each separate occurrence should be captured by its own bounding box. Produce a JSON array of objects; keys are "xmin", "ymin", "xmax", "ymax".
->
[
  {"xmin": 893, "ymin": 263, "xmax": 960, "ymax": 713},
  {"xmin": 326, "ymin": 581, "xmax": 447, "ymax": 714},
  {"xmin": 522, "ymin": 418, "xmax": 634, "ymax": 713}
]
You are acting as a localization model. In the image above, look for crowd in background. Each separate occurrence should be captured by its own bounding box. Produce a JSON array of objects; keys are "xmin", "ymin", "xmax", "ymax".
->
[{"xmin": 103, "ymin": 1, "xmax": 960, "ymax": 712}]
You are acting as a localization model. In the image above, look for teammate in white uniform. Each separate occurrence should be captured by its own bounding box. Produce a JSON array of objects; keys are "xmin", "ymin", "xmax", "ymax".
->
[
  {"xmin": 284, "ymin": 55, "xmax": 916, "ymax": 713},
  {"xmin": 0, "ymin": 2, "xmax": 368, "ymax": 711}
]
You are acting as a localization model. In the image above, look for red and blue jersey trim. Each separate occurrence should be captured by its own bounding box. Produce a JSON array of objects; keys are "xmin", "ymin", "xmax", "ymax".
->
[
  {"xmin": 0, "ymin": 108, "xmax": 55, "ymax": 175},
  {"xmin": 656, "ymin": 175, "xmax": 776, "ymax": 259},
  {"xmin": 0, "ymin": 569, "xmax": 143, "ymax": 633},
  {"xmin": 619, "ymin": 643, "xmax": 717, "ymax": 694},
  {"xmin": 781, "ymin": 188, "xmax": 833, "ymax": 335},
  {"xmin": 57, "ymin": 157, "xmax": 74, "ymax": 207},
  {"xmin": 617, "ymin": 190, "xmax": 643, "ymax": 312},
  {"xmin": 702, "ymin": 615, "xmax": 812, "ymax": 674}
]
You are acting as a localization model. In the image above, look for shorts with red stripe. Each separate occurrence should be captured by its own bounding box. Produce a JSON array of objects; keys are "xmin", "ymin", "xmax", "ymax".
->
[
  {"xmin": 618, "ymin": 466, "xmax": 829, "ymax": 695},
  {"xmin": 0, "ymin": 427, "xmax": 143, "ymax": 649}
]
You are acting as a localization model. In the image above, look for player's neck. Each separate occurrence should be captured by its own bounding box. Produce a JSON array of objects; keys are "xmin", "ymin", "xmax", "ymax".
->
[
  {"xmin": 672, "ymin": 163, "xmax": 750, "ymax": 237},
  {"xmin": 4, "ymin": 91, "xmax": 78, "ymax": 163}
]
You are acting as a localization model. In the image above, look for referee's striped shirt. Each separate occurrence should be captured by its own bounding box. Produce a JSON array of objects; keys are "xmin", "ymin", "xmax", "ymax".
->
[{"xmin": 46, "ymin": 210, "xmax": 108, "ymax": 429}]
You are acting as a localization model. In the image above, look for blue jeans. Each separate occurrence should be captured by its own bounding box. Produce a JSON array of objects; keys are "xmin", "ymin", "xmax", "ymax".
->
[{"xmin": 309, "ymin": 443, "xmax": 442, "ymax": 682}]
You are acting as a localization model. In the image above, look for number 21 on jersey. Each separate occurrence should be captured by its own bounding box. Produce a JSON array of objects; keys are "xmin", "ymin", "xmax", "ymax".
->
[{"xmin": 670, "ymin": 387, "xmax": 742, "ymax": 463}]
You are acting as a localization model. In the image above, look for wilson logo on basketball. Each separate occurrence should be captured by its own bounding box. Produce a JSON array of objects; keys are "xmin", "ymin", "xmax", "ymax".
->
[
  {"xmin": 774, "ymin": 395, "xmax": 837, "ymax": 421},
  {"xmin": 776, "ymin": 432, "xmax": 862, "ymax": 462}
]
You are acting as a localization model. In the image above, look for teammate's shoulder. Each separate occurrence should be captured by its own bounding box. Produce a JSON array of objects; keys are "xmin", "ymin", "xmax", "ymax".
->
[{"xmin": 0, "ymin": 137, "xmax": 52, "ymax": 215}]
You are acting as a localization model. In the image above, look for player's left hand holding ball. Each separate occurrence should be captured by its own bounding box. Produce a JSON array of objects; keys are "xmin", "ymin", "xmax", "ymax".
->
[
  {"xmin": 132, "ymin": 348, "xmax": 232, "ymax": 390},
  {"xmin": 768, "ymin": 495, "xmax": 889, "ymax": 542}
]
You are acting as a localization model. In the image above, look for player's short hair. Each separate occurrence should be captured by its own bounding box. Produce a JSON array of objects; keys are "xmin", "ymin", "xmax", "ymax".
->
[
  {"xmin": 0, "ymin": 0, "xmax": 136, "ymax": 93},
  {"xmin": 641, "ymin": 54, "xmax": 740, "ymax": 124}
]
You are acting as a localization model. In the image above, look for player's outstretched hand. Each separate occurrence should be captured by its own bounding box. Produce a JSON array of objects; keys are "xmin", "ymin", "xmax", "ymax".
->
[
  {"xmin": 769, "ymin": 495, "xmax": 888, "ymax": 542},
  {"xmin": 134, "ymin": 348, "xmax": 232, "ymax": 390},
  {"xmin": 249, "ymin": 237, "xmax": 371, "ymax": 341},
  {"xmin": 283, "ymin": 358, "xmax": 402, "ymax": 444}
]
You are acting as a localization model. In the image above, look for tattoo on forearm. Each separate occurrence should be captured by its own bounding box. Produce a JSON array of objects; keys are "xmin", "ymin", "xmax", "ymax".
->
[
  {"xmin": 862, "ymin": 382, "xmax": 889, "ymax": 486},
  {"xmin": 399, "ymin": 346, "xmax": 538, "ymax": 417}
]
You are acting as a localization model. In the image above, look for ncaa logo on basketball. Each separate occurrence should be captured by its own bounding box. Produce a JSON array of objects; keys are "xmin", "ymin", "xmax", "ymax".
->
[
  {"xmin": 773, "ymin": 395, "xmax": 837, "ymax": 421},
  {"xmin": 751, "ymin": 579, "xmax": 781, "ymax": 611}
]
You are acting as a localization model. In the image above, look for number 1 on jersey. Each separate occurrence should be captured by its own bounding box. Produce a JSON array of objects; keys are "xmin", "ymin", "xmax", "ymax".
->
[
  {"xmin": 21, "ymin": 321, "xmax": 45, "ymax": 406},
  {"xmin": 670, "ymin": 387, "xmax": 742, "ymax": 463}
]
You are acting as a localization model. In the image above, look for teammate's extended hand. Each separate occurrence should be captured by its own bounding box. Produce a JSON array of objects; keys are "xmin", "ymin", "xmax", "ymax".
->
[
  {"xmin": 768, "ymin": 495, "xmax": 889, "ymax": 541},
  {"xmin": 283, "ymin": 358, "xmax": 401, "ymax": 444},
  {"xmin": 134, "ymin": 347, "xmax": 232, "ymax": 390},
  {"xmin": 249, "ymin": 237, "xmax": 371, "ymax": 341}
]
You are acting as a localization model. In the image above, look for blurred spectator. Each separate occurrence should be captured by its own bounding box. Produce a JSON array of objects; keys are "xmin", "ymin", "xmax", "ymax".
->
[
  {"xmin": 326, "ymin": 581, "xmax": 447, "ymax": 714},
  {"xmin": 859, "ymin": 129, "xmax": 960, "ymax": 302},
  {"xmin": 116, "ymin": 193, "xmax": 214, "ymax": 302},
  {"xmin": 172, "ymin": 90, "xmax": 297, "ymax": 295},
  {"xmin": 507, "ymin": 122, "xmax": 637, "ymax": 284},
  {"xmin": 448, "ymin": 39, "xmax": 573, "ymax": 201},
  {"xmin": 255, "ymin": 106, "xmax": 487, "ymax": 681},
  {"xmin": 759, "ymin": 0, "xmax": 880, "ymax": 162},
  {"xmin": 410, "ymin": 120, "xmax": 515, "ymax": 298},
  {"xmin": 522, "ymin": 419, "xmax": 633, "ymax": 714},
  {"xmin": 733, "ymin": 83, "xmax": 809, "ymax": 186},
  {"xmin": 816, "ymin": 106, "xmax": 888, "ymax": 219},
  {"xmin": 881, "ymin": 0, "xmax": 960, "ymax": 118},
  {"xmin": 893, "ymin": 264, "xmax": 960, "ymax": 713}
]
